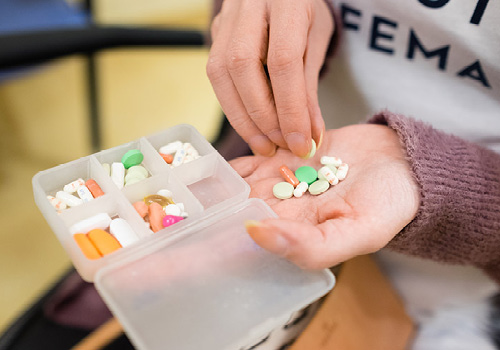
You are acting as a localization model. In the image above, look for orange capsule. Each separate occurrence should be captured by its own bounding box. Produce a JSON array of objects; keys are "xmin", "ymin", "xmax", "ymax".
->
[
  {"xmin": 160, "ymin": 153, "xmax": 174, "ymax": 164},
  {"xmin": 279, "ymin": 165, "xmax": 300, "ymax": 187},
  {"xmin": 87, "ymin": 229, "xmax": 122, "ymax": 256},
  {"xmin": 133, "ymin": 201, "xmax": 148, "ymax": 218},
  {"xmin": 74, "ymin": 233, "xmax": 102, "ymax": 260},
  {"xmin": 85, "ymin": 179, "xmax": 104, "ymax": 198},
  {"xmin": 148, "ymin": 202, "xmax": 166, "ymax": 233}
]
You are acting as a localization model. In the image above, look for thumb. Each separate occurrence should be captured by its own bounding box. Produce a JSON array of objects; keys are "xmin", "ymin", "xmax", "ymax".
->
[{"xmin": 245, "ymin": 217, "xmax": 388, "ymax": 270}]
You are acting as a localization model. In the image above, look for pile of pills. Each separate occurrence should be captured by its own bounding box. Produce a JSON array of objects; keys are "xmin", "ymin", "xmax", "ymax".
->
[
  {"xmin": 71, "ymin": 213, "xmax": 139, "ymax": 260},
  {"xmin": 132, "ymin": 189, "xmax": 188, "ymax": 233},
  {"xmin": 158, "ymin": 141, "xmax": 200, "ymax": 167},
  {"xmin": 47, "ymin": 178, "xmax": 105, "ymax": 212},
  {"xmin": 102, "ymin": 149, "xmax": 150, "ymax": 189},
  {"xmin": 273, "ymin": 156, "xmax": 349, "ymax": 199}
]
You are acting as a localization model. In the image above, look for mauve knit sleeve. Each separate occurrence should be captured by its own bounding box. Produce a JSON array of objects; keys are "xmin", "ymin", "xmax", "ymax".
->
[{"xmin": 369, "ymin": 111, "xmax": 500, "ymax": 284}]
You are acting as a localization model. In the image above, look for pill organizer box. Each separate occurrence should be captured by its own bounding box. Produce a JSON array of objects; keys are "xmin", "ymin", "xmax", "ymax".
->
[{"xmin": 33, "ymin": 124, "xmax": 335, "ymax": 350}]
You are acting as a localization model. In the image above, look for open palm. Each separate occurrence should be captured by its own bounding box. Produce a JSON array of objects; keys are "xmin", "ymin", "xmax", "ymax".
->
[{"xmin": 230, "ymin": 124, "xmax": 420, "ymax": 269}]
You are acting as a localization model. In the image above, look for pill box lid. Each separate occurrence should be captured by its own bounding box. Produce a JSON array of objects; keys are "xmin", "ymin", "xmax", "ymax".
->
[{"xmin": 95, "ymin": 198, "xmax": 335, "ymax": 350}]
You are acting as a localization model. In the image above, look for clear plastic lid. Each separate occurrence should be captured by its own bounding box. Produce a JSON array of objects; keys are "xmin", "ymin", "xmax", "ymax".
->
[{"xmin": 95, "ymin": 199, "xmax": 335, "ymax": 350}]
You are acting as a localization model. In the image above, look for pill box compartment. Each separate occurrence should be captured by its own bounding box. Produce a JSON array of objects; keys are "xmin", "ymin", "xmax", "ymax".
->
[
  {"xmin": 33, "ymin": 124, "xmax": 335, "ymax": 350},
  {"xmin": 95, "ymin": 198, "xmax": 335, "ymax": 350}
]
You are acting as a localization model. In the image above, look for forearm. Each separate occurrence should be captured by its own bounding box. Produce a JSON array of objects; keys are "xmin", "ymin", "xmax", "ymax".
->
[{"xmin": 369, "ymin": 111, "xmax": 500, "ymax": 284}]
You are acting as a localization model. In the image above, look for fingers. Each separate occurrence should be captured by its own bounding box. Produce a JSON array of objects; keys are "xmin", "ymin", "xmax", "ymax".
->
[
  {"xmin": 268, "ymin": 0, "xmax": 312, "ymax": 158},
  {"xmin": 207, "ymin": 1, "xmax": 277, "ymax": 156},
  {"xmin": 245, "ymin": 217, "xmax": 390, "ymax": 270}
]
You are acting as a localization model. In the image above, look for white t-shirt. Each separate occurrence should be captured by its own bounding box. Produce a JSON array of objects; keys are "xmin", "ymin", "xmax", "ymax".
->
[{"xmin": 319, "ymin": 1, "xmax": 500, "ymax": 348}]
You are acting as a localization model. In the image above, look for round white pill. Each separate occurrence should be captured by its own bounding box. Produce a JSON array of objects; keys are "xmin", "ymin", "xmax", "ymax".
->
[
  {"xmin": 109, "ymin": 218, "xmax": 139, "ymax": 247},
  {"xmin": 164, "ymin": 204, "xmax": 182, "ymax": 216},
  {"xmin": 308, "ymin": 179, "xmax": 330, "ymax": 195},
  {"xmin": 157, "ymin": 189, "xmax": 173, "ymax": 198},
  {"xmin": 273, "ymin": 182, "xmax": 294, "ymax": 199},
  {"xmin": 126, "ymin": 165, "xmax": 148, "ymax": 178}
]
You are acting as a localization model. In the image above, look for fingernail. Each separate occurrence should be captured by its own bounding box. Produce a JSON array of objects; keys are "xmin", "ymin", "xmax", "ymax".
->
[
  {"xmin": 248, "ymin": 135, "xmax": 276, "ymax": 157},
  {"xmin": 285, "ymin": 132, "xmax": 310, "ymax": 158},
  {"xmin": 301, "ymin": 139, "xmax": 317, "ymax": 159},
  {"xmin": 317, "ymin": 129, "xmax": 324, "ymax": 150},
  {"xmin": 244, "ymin": 220, "xmax": 289, "ymax": 256}
]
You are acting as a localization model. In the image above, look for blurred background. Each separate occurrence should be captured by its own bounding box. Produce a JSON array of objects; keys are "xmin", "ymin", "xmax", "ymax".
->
[{"xmin": 0, "ymin": 0, "xmax": 223, "ymax": 332}]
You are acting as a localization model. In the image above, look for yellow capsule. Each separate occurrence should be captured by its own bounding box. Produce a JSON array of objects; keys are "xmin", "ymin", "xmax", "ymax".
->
[{"xmin": 143, "ymin": 194, "xmax": 174, "ymax": 207}]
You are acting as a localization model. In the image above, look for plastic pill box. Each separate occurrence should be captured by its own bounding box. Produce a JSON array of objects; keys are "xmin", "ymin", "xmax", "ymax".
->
[{"xmin": 33, "ymin": 124, "xmax": 335, "ymax": 350}]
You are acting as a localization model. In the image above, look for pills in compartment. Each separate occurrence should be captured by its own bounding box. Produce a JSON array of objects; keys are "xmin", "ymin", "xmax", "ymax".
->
[
  {"xmin": 272, "ymin": 156, "xmax": 349, "ymax": 200},
  {"xmin": 132, "ymin": 189, "xmax": 188, "ymax": 233},
  {"xmin": 157, "ymin": 141, "xmax": 201, "ymax": 167},
  {"xmin": 72, "ymin": 214, "xmax": 140, "ymax": 260},
  {"xmin": 103, "ymin": 149, "xmax": 151, "ymax": 189},
  {"xmin": 48, "ymin": 177, "xmax": 105, "ymax": 212}
]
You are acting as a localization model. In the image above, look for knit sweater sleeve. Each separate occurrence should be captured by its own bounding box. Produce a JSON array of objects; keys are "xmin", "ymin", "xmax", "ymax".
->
[{"xmin": 369, "ymin": 111, "xmax": 500, "ymax": 284}]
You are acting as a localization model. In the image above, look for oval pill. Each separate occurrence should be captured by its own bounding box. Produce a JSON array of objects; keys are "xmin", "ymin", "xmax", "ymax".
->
[
  {"xmin": 308, "ymin": 179, "xmax": 330, "ymax": 195},
  {"xmin": 295, "ymin": 166, "xmax": 318, "ymax": 185},
  {"xmin": 74, "ymin": 233, "xmax": 102, "ymax": 260},
  {"xmin": 109, "ymin": 218, "xmax": 139, "ymax": 247},
  {"xmin": 87, "ymin": 229, "xmax": 122, "ymax": 256},
  {"xmin": 56, "ymin": 191, "xmax": 83, "ymax": 207},
  {"xmin": 279, "ymin": 165, "xmax": 300, "ymax": 187},
  {"xmin": 85, "ymin": 179, "xmax": 104, "ymax": 198},
  {"xmin": 336, "ymin": 163, "xmax": 349, "ymax": 181},
  {"xmin": 172, "ymin": 148, "xmax": 186, "ymax": 167},
  {"xmin": 76, "ymin": 185, "xmax": 94, "ymax": 202},
  {"xmin": 273, "ymin": 182, "xmax": 294, "ymax": 199},
  {"xmin": 111, "ymin": 162, "xmax": 125, "ymax": 189},
  {"xmin": 164, "ymin": 203, "xmax": 182, "ymax": 216},
  {"xmin": 70, "ymin": 213, "xmax": 112, "ymax": 235},
  {"xmin": 121, "ymin": 149, "xmax": 144, "ymax": 169},
  {"xmin": 63, "ymin": 178, "xmax": 85, "ymax": 193}
]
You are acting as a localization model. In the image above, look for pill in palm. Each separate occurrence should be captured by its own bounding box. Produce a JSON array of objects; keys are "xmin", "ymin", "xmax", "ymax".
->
[
  {"xmin": 318, "ymin": 166, "xmax": 339, "ymax": 186},
  {"xmin": 279, "ymin": 165, "xmax": 300, "ymax": 187},
  {"xmin": 273, "ymin": 182, "xmax": 294, "ymax": 199},
  {"xmin": 309, "ymin": 179, "xmax": 330, "ymax": 195},
  {"xmin": 336, "ymin": 163, "xmax": 349, "ymax": 180},
  {"xmin": 56, "ymin": 191, "xmax": 83, "ymax": 207},
  {"xmin": 63, "ymin": 178, "xmax": 85, "ymax": 193},
  {"xmin": 109, "ymin": 218, "xmax": 139, "ymax": 247},
  {"xmin": 295, "ymin": 166, "xmax": 318, "ymax": 185},
  {"xmin": 111, "ymin": 162, "xmax": 125, "ymax": 189},
  {"xmin": 293, "ymin": 182, "xmax": 309, "ymax": 198},
  {"xmin": 321, "ymin": 156, "xmax": 342, "ymax": 167}
]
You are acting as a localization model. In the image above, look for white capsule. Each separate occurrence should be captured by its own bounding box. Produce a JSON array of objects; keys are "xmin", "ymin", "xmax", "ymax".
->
[
  {"xmin": 318, "ymin": 166, "xmax": 339, "ymax": 186},
  {"xmin": 159, "ymin": 141, "xmax": 183, "ymax": 155},
  {"xmin": 164, "ymin": 203, "xmax": 182, "ymax": 216},
  {"xmin": 102, "ymin": 163, "xmax": 111, "ymax": 176},
  {"xmin": 56, "ymin": 191, "xmax": 83, "ymax": 207},
  {"xmin": 70, "ymin": 212, "xmax": 112, "ymax": 235},
  {"xmin": 47, "ymin": 195, "xmax": 67, "ymax": 211},
  {"xmin": 111, "ymin": 162, "xmax": 125, "ymax": 189},
  {"xmin": 109, "ymin": 218, "xmax": 139, "ymax": 247},
  {"xmin": 320, "ymin": 156, "xmax": 343, "ymax": 167},
  {"xmin": 76, "ymin": 185, "xmax": 94, "ymax": 202},
  {"xmin": 293, "ymin": 182, "xmax": 309, "ymax": 198},
  {"xmin": 336, "ymin": 163, "xmax": 349, "ymax": 181},
  {"xmin": 63, "ymin": 178, "xmax": 85, "ymax": 193},
  {"xmin": 182, "ymin": 142, "xmax": 199, "ymax": 157},
  {"xmin": 156, "ymin": 189, "xmax": 173, "ymax": 198},
  {"xmin": 172, "ymin": 148, "xmax": 187, "ymax": 167}
]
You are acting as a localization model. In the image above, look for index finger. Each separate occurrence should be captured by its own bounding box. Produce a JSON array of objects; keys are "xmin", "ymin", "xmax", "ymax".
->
[{"xmin": 268, "ymin": 0, "xmax": 313, "ymax": 158}]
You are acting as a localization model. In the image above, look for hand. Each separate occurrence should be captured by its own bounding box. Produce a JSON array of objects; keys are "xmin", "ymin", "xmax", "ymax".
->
[
  {"xmin": 230, "ymin": 124, "xmax": 420, "ymax": 269},
  {"xmin": 207, "ymin": 0, "xmax": 334, "ymax": 158}
]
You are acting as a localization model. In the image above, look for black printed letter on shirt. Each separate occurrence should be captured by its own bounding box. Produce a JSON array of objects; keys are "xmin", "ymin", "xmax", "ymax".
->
[
  {"xmin": 407, "ymin": 29, "xmax": 450, "ymax": 70},
  {"xmin": 370, "ymin": 16, "xmax": 397, "ymax": 55},
  {"xmin": 457, "ymin": 60, "xmax": 491, "ymax": 88},
  {"xmin": 341, "ymin": 4, "xmax": 362, "ymax": 31}
]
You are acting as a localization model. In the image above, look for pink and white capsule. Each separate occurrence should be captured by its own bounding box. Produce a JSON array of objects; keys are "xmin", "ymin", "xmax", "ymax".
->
[
  {"xmin": 336, "ymin": 163, "xmax": 349, "ymax": 181},
  {"xmin": 293, "ymin": 182, "xmax": 309, "ymax": 198},
  {"xmin": 63, "ymin": 178, "xmax": 85, "ymax": 193},
  {"xmin": 318, "ymin": 166, "xmax": 339, "ymax": 186}
]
